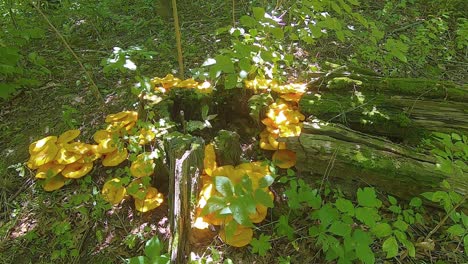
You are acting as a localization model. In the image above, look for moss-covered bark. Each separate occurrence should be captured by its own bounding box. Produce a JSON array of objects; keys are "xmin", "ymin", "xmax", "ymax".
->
[{"xmin": 283, "ymin": 122, "xmax": 468, "ymax": 201}]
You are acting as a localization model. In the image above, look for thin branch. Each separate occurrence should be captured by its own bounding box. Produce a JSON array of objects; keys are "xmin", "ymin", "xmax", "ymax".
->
[
  {"xmin": 31, "ymin": 2, "xmax": 104, "ymax": 103},
  {"xmin": 171, "ymin": 0, "xmax": 184, "ymax": 79}
]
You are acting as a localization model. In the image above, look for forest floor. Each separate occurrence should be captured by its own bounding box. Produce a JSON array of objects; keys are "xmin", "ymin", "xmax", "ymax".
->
[{"xmin": 1, "ymin": 1, "xmax": 466, "ymax": 264}]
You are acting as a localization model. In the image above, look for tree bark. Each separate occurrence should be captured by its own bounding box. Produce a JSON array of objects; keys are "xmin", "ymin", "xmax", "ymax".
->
[
  {"xmin": 165, "ymin": 135, "xmax": 204, "ymax": 264},
  {"xmin": 301, "ymin": 75, "xmax": 468, "ymax": 144},
  {"xmin": 283, "ymin": 121, "xmax": 467, "ymax": 200}
]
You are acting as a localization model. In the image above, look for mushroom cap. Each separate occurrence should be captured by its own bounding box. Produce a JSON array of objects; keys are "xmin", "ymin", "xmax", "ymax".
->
[
  {"xmin": 77, "ymin": 149, "xmax": 101, "ymax": 163},
  {"xmin": 57, "ymin": 129, "xmax": 80, "ymax": 144},
  {"xmin": 196, "ymin": 81, "xmax": 213, "ymax": 93},
  {"xmin": 29, "ymin": 136, "xmax": 58, "ymax": 155},
  {"xmin": 137, "ymin": 128, "xmax": 156, "ymax": 145},
  {"xmin": 42, "ymin": 174, "xmax": 66, "ymax": 192},
  {"xmin": 134, "ymin": 187, "xmax": 164, "ymax": 212},
  {"xmin": 176, "ymin": 78, "xmax": 198, "ymax": 88},
  {"xmin": 249, "ymin": 204, "xmax": 268, "ymax": 223},
  {"xmin": 272, "ymin": 149, "xmax": 297, "ymax": 169},
  {"xmin": 203, "ymin": 144, "xmax": 217, "ymax": 176},
  {"xmin": 35, "ymin": 162, "xmax": 65, "ymax": 179},
  {"xmin": 211, "ymin": 165, "xmax": 236, "ymax": 179},
  {"xmin": 102, "ymin": 148, "xmax": 128, "ymax": 167},
  {"xmin": 130, "ymin": 153, "xmax": 155, "ymax": 178},
  {"xmin": 259, "ymin": 137, "xmax": 277, "ymax": 150},
  {"xmin": 280, "ymin": 93, "xmax": 304, "ymax": 102},
  {"xmin": 237, "ymin": 161, "xmax": 270, "ymax": 176},
  {"xmin": 62, "ymin": 162, "xmax": 93, "ymax": 179},
  {"xmin": 219, "ymin": 226, "xmax": 253, "ymax": 247},
  {"xmin": 96, "ymin": 138, "xmax": 118, "ymax": 154},
  {"xmin": 101, "ymin": 178, "xmax": 127, "ymax": 205},
  {"xmin": 27, "ymin": 143, "xmax": 59, "ymax": 169},
  {"xmin": 278, "ymin": 123, "xmax": 302, "ymax": 137},
  {"xmin": 93, "ymin": 130, "xmax": 112, "ymax": 143},
  {"xmin": 63, "ymin": 142, "xmax": 94, "ymax": 155},
  {"xmin": 55, "ymin": 148, "xmax": 82, "ymax": 165},
  {"xmin": 105, "ymin": 112, "xmax": 128, "ymax": 123}
]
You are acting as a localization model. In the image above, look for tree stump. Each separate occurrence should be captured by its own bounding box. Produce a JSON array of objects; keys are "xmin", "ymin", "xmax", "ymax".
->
[{"xmin": 165, "ymin": 135, "xmax": 204, "ymax": 263}]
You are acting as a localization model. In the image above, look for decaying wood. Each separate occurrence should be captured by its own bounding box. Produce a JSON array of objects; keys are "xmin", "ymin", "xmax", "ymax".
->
[
  {"xmin": 165, "ymin": 136, "xmax": 204, "ymax": 264},
  {"xmin": 283, "ymin": 121, "xmax": 468, "ymax": 200},
  {"xmin": 301, "ymin": 74, "xmax": 468, "ymax": 144}
]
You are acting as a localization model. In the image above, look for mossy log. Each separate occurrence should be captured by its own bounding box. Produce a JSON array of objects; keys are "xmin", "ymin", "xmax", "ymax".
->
[
  {"xmin": 165, "ymin": 135, "xmax": 204, "ymax": 264},
  {"xmin": 301, "ymin": 75, "xmax": 468, "ymax": 144},
  {"xmin": 283, "ymin": 121, "xmax": 468, "ymax": 200}
]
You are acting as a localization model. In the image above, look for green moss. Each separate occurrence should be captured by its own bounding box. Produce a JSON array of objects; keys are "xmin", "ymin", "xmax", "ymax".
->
[{"xmin": 327, "ymin": 77, "xmax": 363, "ymax": 90}]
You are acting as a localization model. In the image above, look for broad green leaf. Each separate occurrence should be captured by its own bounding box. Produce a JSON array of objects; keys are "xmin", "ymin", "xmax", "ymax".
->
[
  {"xmin": 250, "ymin": 234, "xmax": 272, "ymax": 256},
  {"xmin": 276, "ymin": 215, "xmax": 295, "ymax": 240},
  {"xmin": 409, "ymin": 197, "xmax": 422, "ymax": 207},
  {"xmin": 353, "ymin": 229, "xmax": 373, "ymax": 246},
  {"xmin": 393, "ymin": 220, "xmax": 408, "ymax": 232},
  {"xmin": 229, "ymin": 199, "xmax": 253, "ymax": 226},
  {"xmin": 214, "ymin": 55, "xmax": 234, "ymax": 73},
  {"xmin": 388, "ymin": 195, "xmax": 398, "ymax": 205},
  {"xmin": 252, "ymin": 7, "xmax": 265, "ymax": 20},
  {"xmin": 270, "ymin": 27, "xmax": 284, "ymax": 39},
  {"xmin": 144, "ymin": 236, "xmax": 163, "ymax": 259},
  {"xmin": 258, "ymin": 175, "xmax": 275, "ymax": 188},
  {"xmin": 356, "ymin": 243, "xmax": 375, "ymax": 264},
  {"xmin": 355, "ymin": 207, "xmax": 380, "ymax": 227},
  {"xmin": 128, "ymin": 256, "xmax": 150, "ymax": 264},
  {"xmin": 357, "ymin": 187, "xmax": 382, "ymax": 208},
  {"xmin": 447, "ymin": 224, "xmax": 465, "ymax": 237},
  {"xmin": 254, "ymin": 189, "xmax": 274, "ymax": 208},
  {"xmin": 224, "ymin": 73, "xmax": 238, "ymax": 89},
  {"xmin": 214, "ymin": 176, "xmax": 234, "ymax": 197},
  {"xmin": 317, "ymin": 204, "xmax": 340, "ymax": 228},
  {"xmin": 402, "ymin": 239, "xmax": 416, "ymax": 258},
  {"xmin": 371, "ymin": 223, "xmax": 392, "ymax": 238},
  {"xmin": 382, "ymin": 236, "xmax": 398, "ymax": 258},
  {"xmin": 201, "ymin": 196, "xmax": 226, "ymax": 215},
  {"xmin": 328, "ymin": 221, "xmax": 351, "ymax": 237},
  {"xmin": 240, "ymin": 16, "xmax": 257, "ymax": 28},
  {"xmin": 335, "ymin": 198, "xmax": 355, "ymax": 216}
]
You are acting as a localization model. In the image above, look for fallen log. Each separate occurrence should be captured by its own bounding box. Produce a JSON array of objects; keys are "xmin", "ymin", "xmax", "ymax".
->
[
  {"xmin": 283, "ymin": 121, "xmax": 468, "ymax": 200},
  {"xmin": 301, "ymin": 75, "xmax": 468, "ymax": 144}
]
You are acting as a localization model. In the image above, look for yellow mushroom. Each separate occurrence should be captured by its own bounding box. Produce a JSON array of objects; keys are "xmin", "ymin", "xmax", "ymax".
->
[
  {"xmin": 35, "ymin": 162, "xmax": 65, "ymax": 179},
  {"xmin": 93, "ymin": 130, "xmax": 112, "ymax": 143},
  {"xmin": 42, "ymin": 174, "xmax": 66, "ymax": 192},
  {"xmin": 101, "ymin": 178, "xmax": 127, "ymax": 205},
  {"xmin": 96, "ymin": 138, "xmax": 118, "ymax": 154},
  {"xmin": 134, "ymin": 187, "xmax": 164, "ymax": 212},
  {"xmin": 102, "ymin": 148, "xmax": 128, "ymax": 167},
  {"xmin": 219, "ymin": 226, "xmax": 253, "ymax": 247},
  {"xmin": 27, "ymin": 143, "xmax": 59, "ymax": 169},
  {"xmin": 137, "ymin": 128, "xmax": 156, "ymax": 145},
  {"xmin": 272, "ymin": 149, "xmax": 297, "ymax": 169},
  {"xmin": 55, "ymin": 148, "xmax": 82, "ymax": 165},
  {"xmin": 203, "ymin": 144, "xmax": 217, "ymax": 176},
  {"xmin": 249, "ymin": 204, "xmax": 268, "ymax": 223},
  {"xmin": 29, "ymin": 136, "xmax": 58, "ymax": 155},
  {"xmin": 57, "ymin": 130, "xmax": 80, "ymax": 145},
  {"xmin": 130, "ymin": 153, "xmax": 155, "ymax": 178},
  {"xmin": 61, "ymin": 162, "xmax": 93, "ymax": 179}
]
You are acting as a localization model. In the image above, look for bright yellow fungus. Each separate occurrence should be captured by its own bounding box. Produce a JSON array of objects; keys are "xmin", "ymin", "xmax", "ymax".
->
[
  {"xmin": 101, "ymin": 178, "xmax": 127, "ymax": 205},
  {"xmin": 130, "ymin": 153, "xmax": 155, "ymax": 178},
  {"xmin": 203, "ymin": 144, "xmax": 217, "ymax": 176},
  {"xmin": 35, "ymin": 162, "xmax": 65, "ymax": 179},
  {"xmin": 272, "ymin": 149, "xmax": 297, "ymax": 169},
  {"xmin": 134, "ymin": 187, "xmax": 164, "ymax": 212},
  {"xmin": 42, "ymin": 174, "xmax": 66, "ymax": 192},
  {"xmin": 102, "ymin": 148, "xmax": 128, "ymax": 167},
  {"xmin": 219, "ymin": 226, "xmax": 253, "ymax": 247},
  {"xmin": 61, "ymin": 162, "xmax": 93, "ymax": 179},
  {"xmin": 57, "ymin": 129, "xmax": 80, "ymax": 144}
]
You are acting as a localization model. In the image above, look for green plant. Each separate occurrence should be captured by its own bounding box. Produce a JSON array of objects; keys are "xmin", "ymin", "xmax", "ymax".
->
[
  {"xmin": 429, "ymin": 132, "xmax": 468, "ymax": 176},
  {"xmin": 126, "ymin": 235, "xmax": 170, "ymax": 264}
]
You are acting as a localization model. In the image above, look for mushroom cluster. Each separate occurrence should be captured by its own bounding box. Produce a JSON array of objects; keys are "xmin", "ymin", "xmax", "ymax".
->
[
  {"xmin": 151, "ymin": 74, "xmax": 212, "ymax": 94},
  {"xmin": 193, "ymin": 144, "xmax": 274, "ymax": 247},
  {"xmin": 27, "ymin": 130, "xmax": 98, "ymax": 191}
]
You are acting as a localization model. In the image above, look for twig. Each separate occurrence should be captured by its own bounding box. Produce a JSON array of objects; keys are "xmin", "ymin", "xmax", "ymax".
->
[
  {"xmin": 31, "ymin": 2, "xmax": 104, "ymax": 104},
  {"xmin": 424, "ymin": 193, "xmax": 468, "ymax": 242},
  {"xmin": 171, "ymin": 0, "xmax": 184, "ymax": 79}
]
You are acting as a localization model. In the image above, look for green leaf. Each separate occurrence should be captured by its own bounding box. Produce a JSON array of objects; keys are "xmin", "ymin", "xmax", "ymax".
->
[
  {"xmin": 402, "ymin": 239, "xmax": 416, "ymax": 258},
  {"xmin": 355, "ymin": 207, "xmax": 380, "ymax": 227},
  {"xmin": 250, "ymin": 234, "xmax": 272, "ymax": 256},
  {"xmin": 328, "ymin": 221, "xmax": 351, "ymax": 237},
  {"xmin": 335, "ymin": 198, "xmax": 355, "ymax": 216},
  {"xmin": 270, "ymin": 27, "xmax": 284, "ymax": 39},
  {"xmin": 229, "ymin": 199, "xmax": 253, "ymax": 226},
  {"xmin": 201, "ymin": 196, "xmax": 226, "ymax": 215},
  {"xmin": 388, "ymin": 196, "xmax": 398, "ymax": 205},
  {"xmin": 258, "ymin": 175, "xmax": 275, "ymax": 188},
  {"xmin": 214, "ymin": 176, "xmax": 234, "ymax": 197},
  {"xmin": 144, "ymin": 236, "xmax": 163, "ymax": 259},
  {"xmin": 254, "ymin": 189, "xmax": 274, "ymax": 208},
  {"xmin": 447, "ymin": 224, "xmax": 465, "ymax": 237},
  {"xmin": 214, "ymin": 55, "xmax": 235, "ymax": 73},
  {"xmin": 276, "ymin": 215, "xmax": 295, "ymax": 240},
  {"xmin": 224, "ymin": 73, "xmax": 238, "ymax": 89},
  {"xmin": 357, "ymin": 187, "xmax": 382, "ymax": 208},
  {"xmin": 382, "ymin": 236, "xmax": 398, "ymax": 258},
  {"xmin": 252, "ymin": 7, "xmax": 265, "ymax": 20},
  {"xmin": 371, "ymin": 223, "xmax": 392, "ymax": 238},
  {"xmin": 409, "ymin": 197, "xmax": 422, "ymax": 207},
  {"xmin": 393, "ymin": 220, "xmax": 408, "ymax": 232},
  {"xmin": 356, "ymin": 243, "xmax": 375, "ymax": 264},
  {"xmin": 240, "ymin": 16, "xmax": 257, "ymax": 28},
  {"xmin": 128, "ymin": 256, "xmax": 150, "ymax": 264}
]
